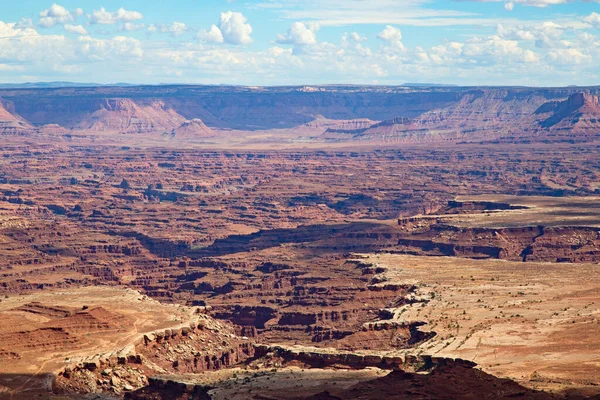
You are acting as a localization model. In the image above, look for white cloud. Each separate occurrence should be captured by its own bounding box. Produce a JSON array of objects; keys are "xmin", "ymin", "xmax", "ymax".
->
[
  {"xmin": 345, "ymin": 32, "xmax": 367, "ymax": 43},
  {"xmin": 123, "ymin": 22, "xmax": 146, "ymax": 32},
  {"xmin": 497, "ymin": 21, "xmax": 574, "ymax": 50},
  {"xmin": 64, "ymin": 24, "xmax": 88, "ymax": 35},
  {"xmin": 167, "ymin": 22, "xmax": 187, "ymax": 36},
  {"xmin": 150, "ymin": 22, "xmax": 188, "ymax": 36},
  {"xmin": 78, "ymin": 35, "xmax": 144, "ymax": 59},
  {"xmin": 2, "ymin": 5, "xmax": 600, "ymax": 87},
  {"xmin": 0, "ymin": 21, "xmax": 144, "ymax": 77},
  {"xmin": 39, "ymin": 3, "xmax": 73, "ymax": 28},
  {"xmin": 547, "ymin": 47, "xmax": 591, "ymax": 64},
  {"xmin": 74, "ymin": 8, "xmax": 84, "ymax": 18},
  {"xmin": 505, "ymin": 2, "xmax": 515, "ymax": 10},
  {"xmin": 16, "ymin": 17, "xmax": 34, "ymax": 30},
  {"xmin": 0, "ymin": 64, "xmax": 25, "ymax": 72},
  {"xmin": 90, "ymin": 7, "xmax": 143, "ymax": 25},
  {"xmin": 523, "ymin": 49, "xmax": 539, "ymax": 62},
  {"xmin": 378, "ymin": 25, "xmax": 402, "ymax": 42},
  {"xmin": 197, "ymin": 25, "xmax": 224, "ymax": 43},
  {"xmin": 262, "ymin": 0, "xmax": 495, "ymax": 27},
  {"xmin": 497, "ymin": 24, "xmax": 536, "ymax": 41},
  {"xmin": 463, "ymin": 35, "xmax": 523, "ymax": 58},
  {"xmin": 584, "ymin": 12, "xmax": 600, "ymax": 29},
  {"xmin": 219, "ymin": 11, "xmax": 252, "ymax": 45},
  {"xmin": 377, "ymin": 25, "xmax": 404, "ymax": 51},
  {"xmin": 276, "ymin": 22, "xmax": 318, "ymax": 45}
]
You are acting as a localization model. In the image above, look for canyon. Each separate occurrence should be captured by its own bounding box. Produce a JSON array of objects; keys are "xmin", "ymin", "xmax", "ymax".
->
[
  {"xmin": 1, "ymin": 85, "xmax": 600, "ymax": 145},
  {"xmin": 2, "ymin": 85, "xmax": 600, "ymax": 399}
]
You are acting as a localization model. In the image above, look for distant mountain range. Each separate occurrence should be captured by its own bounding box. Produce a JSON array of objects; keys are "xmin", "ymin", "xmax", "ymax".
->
[
  {"xmin": 0, "ymin": 82, "xmax": 138, "ymax": 89},
  {"xmin": 0, "ymin": 84, "xmax": 599, "ymax": 144}
]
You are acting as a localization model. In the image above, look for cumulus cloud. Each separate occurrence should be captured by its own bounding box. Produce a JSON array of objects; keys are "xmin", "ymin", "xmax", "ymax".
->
[
  {"xmin": 147, "ymin": 22, "xmax": 187, "ymax": 36},
  {"xmin": 276, "ymin": 22, "xmax": 318, "ymax": 45},
  {"xmin": 219, "ymin": 11, "xmax": 252, "ymax": 45},
  {"xmin": 344, "ymin": 32, "xmax": 368, "ymax": 43},
  {"xmin": 523, "ymin": 49, "xmax": 539, "ymax": 62},
  {"xmin": 497, "ymin": 21, "xmax": 571, "ymax": 50},
  {"xmin": 340, "ymin": 33, "xmax": 372, "ymax": 57},
  {"xmin": 16, "ymin": 17, "xmax": 34, "ymax": 30},
  {"xmin": 547, "ymin": 47, "xmax": 591, "ymax": 64},
  {"xmin": 497, "ymin": 24, "xmax": 536, "ymax": 41},
  {"xmin": 167, "ymin": 22, "xmax": 187, "ymax": 36},
  {"xmin": 377, "ymin": 25, "xmax": 404, "ymax": 50},
  {"xmin": 2, "ymin": 5, "xmax": 600, "ymax": 86},
  {"xmin": 463, "ymin": 35, "xmax": 523, "ymax": 58},
  {"xmin": 197, "ymin": 25, "xmax": 224, "ymax": 43},
  {"xmin": 90, "ymin": 7, "xmax": 143, "ymax": 25},
  {"xmin": 0, "ymin": 20, "xmax": 144, "ymax": 80},
  {"xmin": 64, "ymin": 24, "xmax": 88, "ymax": 35},
  {"xmin": 78, "ymin": 35, "xmax": 144, "ymax": 59},
  {"xmin": 584, "ymin": 12, "xmax": 600, "ymax": 29},
  {"xmin": 123, "ymin": 22, "xmax": 146, "ymax": 32},
  {"xmin": 39, "ymin": 3, "xmax": 73, "ymax": 28}
]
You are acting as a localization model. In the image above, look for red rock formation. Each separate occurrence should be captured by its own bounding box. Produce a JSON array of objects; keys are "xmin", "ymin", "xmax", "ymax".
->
[
  {"xmin": 76, "ymin": 99, "xmax": 185, "ymax": 134},
  {"xmin": 167, "ymin": 118, "xmax": 215, "ymax": 138},
  {"xmin": 0, "ymin": 98, "xmax": 32, "ymax": 134},
  {"xmin": 537, "ymin": 92, "xmax": 600, "ymax": 135}
]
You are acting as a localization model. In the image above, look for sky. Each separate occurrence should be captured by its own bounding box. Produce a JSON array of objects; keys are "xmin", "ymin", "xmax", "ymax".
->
[{"xmin": 1, "ymin": 0, "xmax": 600, "ymax": 86}]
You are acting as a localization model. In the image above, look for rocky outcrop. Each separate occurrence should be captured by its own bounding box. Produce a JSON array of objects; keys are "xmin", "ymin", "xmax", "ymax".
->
[
  {"xmin": 252, "ymin": 344, "xmax": 476, "ymax": 371},
  {"xmin": 0, "ymin": 84, "xmax": 597, "ymax": 142},
  {"xmin": 137, "ymin": 319, "xmax": 255, "ymax": 373},
  {"xmin": 56, "ymin": 317, "xmax": 253, "ymax": 395},
  {"xmin": 0, "ymin": 98, "xmax": 33, "ymax": 134},
  {"xmin": 166, "ymin": 118, "xmax": 215, "ymax": 138},
  {"xmin": 537, "ymin": 92, "xmax": 600, "ymax": 132},
  {"xmin": 392, "ymin": 220, "xmax": 600, "ymax": 262},
  {"xmin": 75, "ymin": 99, "xmax": 186, "ymax": 134}
]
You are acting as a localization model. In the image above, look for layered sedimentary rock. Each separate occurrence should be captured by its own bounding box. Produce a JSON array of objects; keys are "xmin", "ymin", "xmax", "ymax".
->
[
  {"xmin": 167, "ymin": 118, "xmax": 214, "ymax": 138},
  {"xmin": 537, "ymin": 92, "xmax": 600, "ymax": 135},
  {"xmin": 0, "ymin": 85, "xmax": 598, "ymax": 143},
  {"xmin": 76, "ymin": 99, "xmax": 186, "ymax": 134},
  {"xmin": 0, "ymin": 98, "xmax": 32, "ymax": 135}
]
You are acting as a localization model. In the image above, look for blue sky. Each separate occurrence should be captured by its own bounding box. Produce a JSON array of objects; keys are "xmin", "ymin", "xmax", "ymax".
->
[{"xmin": 1, "ymin": 0, "xmax": 600, "ymax": 85}]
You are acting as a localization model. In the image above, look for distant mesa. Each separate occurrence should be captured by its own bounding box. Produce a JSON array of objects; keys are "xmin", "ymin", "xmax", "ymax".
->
[
  {"xmin": 39, "ymin": 124, "xmax": 70, "ymax": 134},
  {"xmin": 0, "ymin": 98, "xmax": 33, "ymax": 134},
  {"xmin": 1, "ymin": 86, "xmax": 600, "ymax": 142},
  {"xmin": 76, "ymin": 98, "xmax": 186, "ymax": 134},
  {"xmin": 537, "ymin": 92, "xmax": 600, "ymax": 132},
  {"xmin": 0, "ymin": 98, "xmax": 29, "ymax": 124},
  {"xmin": 167, "ymin": 118, "xmax": 215, "ymax": 138}
]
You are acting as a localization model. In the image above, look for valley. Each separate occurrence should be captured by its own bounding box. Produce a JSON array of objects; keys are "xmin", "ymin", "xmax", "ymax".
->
[{"xmin": 2, "ymin": 86, "xmax": 600, "ymax": 399}]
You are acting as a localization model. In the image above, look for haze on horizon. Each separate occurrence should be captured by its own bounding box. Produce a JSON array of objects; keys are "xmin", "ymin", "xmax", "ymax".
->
[{"xmin": 1, "ymin": 0, "xmax": 600, "ymax": 87}]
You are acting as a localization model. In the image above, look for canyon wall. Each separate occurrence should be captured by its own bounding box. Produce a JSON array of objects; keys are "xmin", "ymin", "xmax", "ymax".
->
[{"xmin": 1, "ymin": 85, "xmax": 599, "ymax": 139}]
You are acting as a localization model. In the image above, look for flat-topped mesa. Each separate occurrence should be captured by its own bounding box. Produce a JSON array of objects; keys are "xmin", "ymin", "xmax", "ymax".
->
[
  {"xmin": 76, "ymin": 98, "xmax": 186, "ymax": 134},
  {"xmin": 568, "ymin": 92, "xmax": 600, "ymax": 109},
  {"xmin": 0, "ymin": 98, "xmax": 33, "ymax": 134},
  {"xmin": 168, "ymin": 118, "xmax": 214, "ymax": 138},
  {"xmin": 0, "ymin": 98, "xmax": 19, "ymax": 121},
  {"xmin": 538, "ymin": 92, "xmax": 600, "ymax": 130}
]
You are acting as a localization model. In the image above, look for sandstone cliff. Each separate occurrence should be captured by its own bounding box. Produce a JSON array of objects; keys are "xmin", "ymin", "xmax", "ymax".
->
[{"xmin": 75, "ymin": 99, "xmax": 186, "ymax": 134}]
